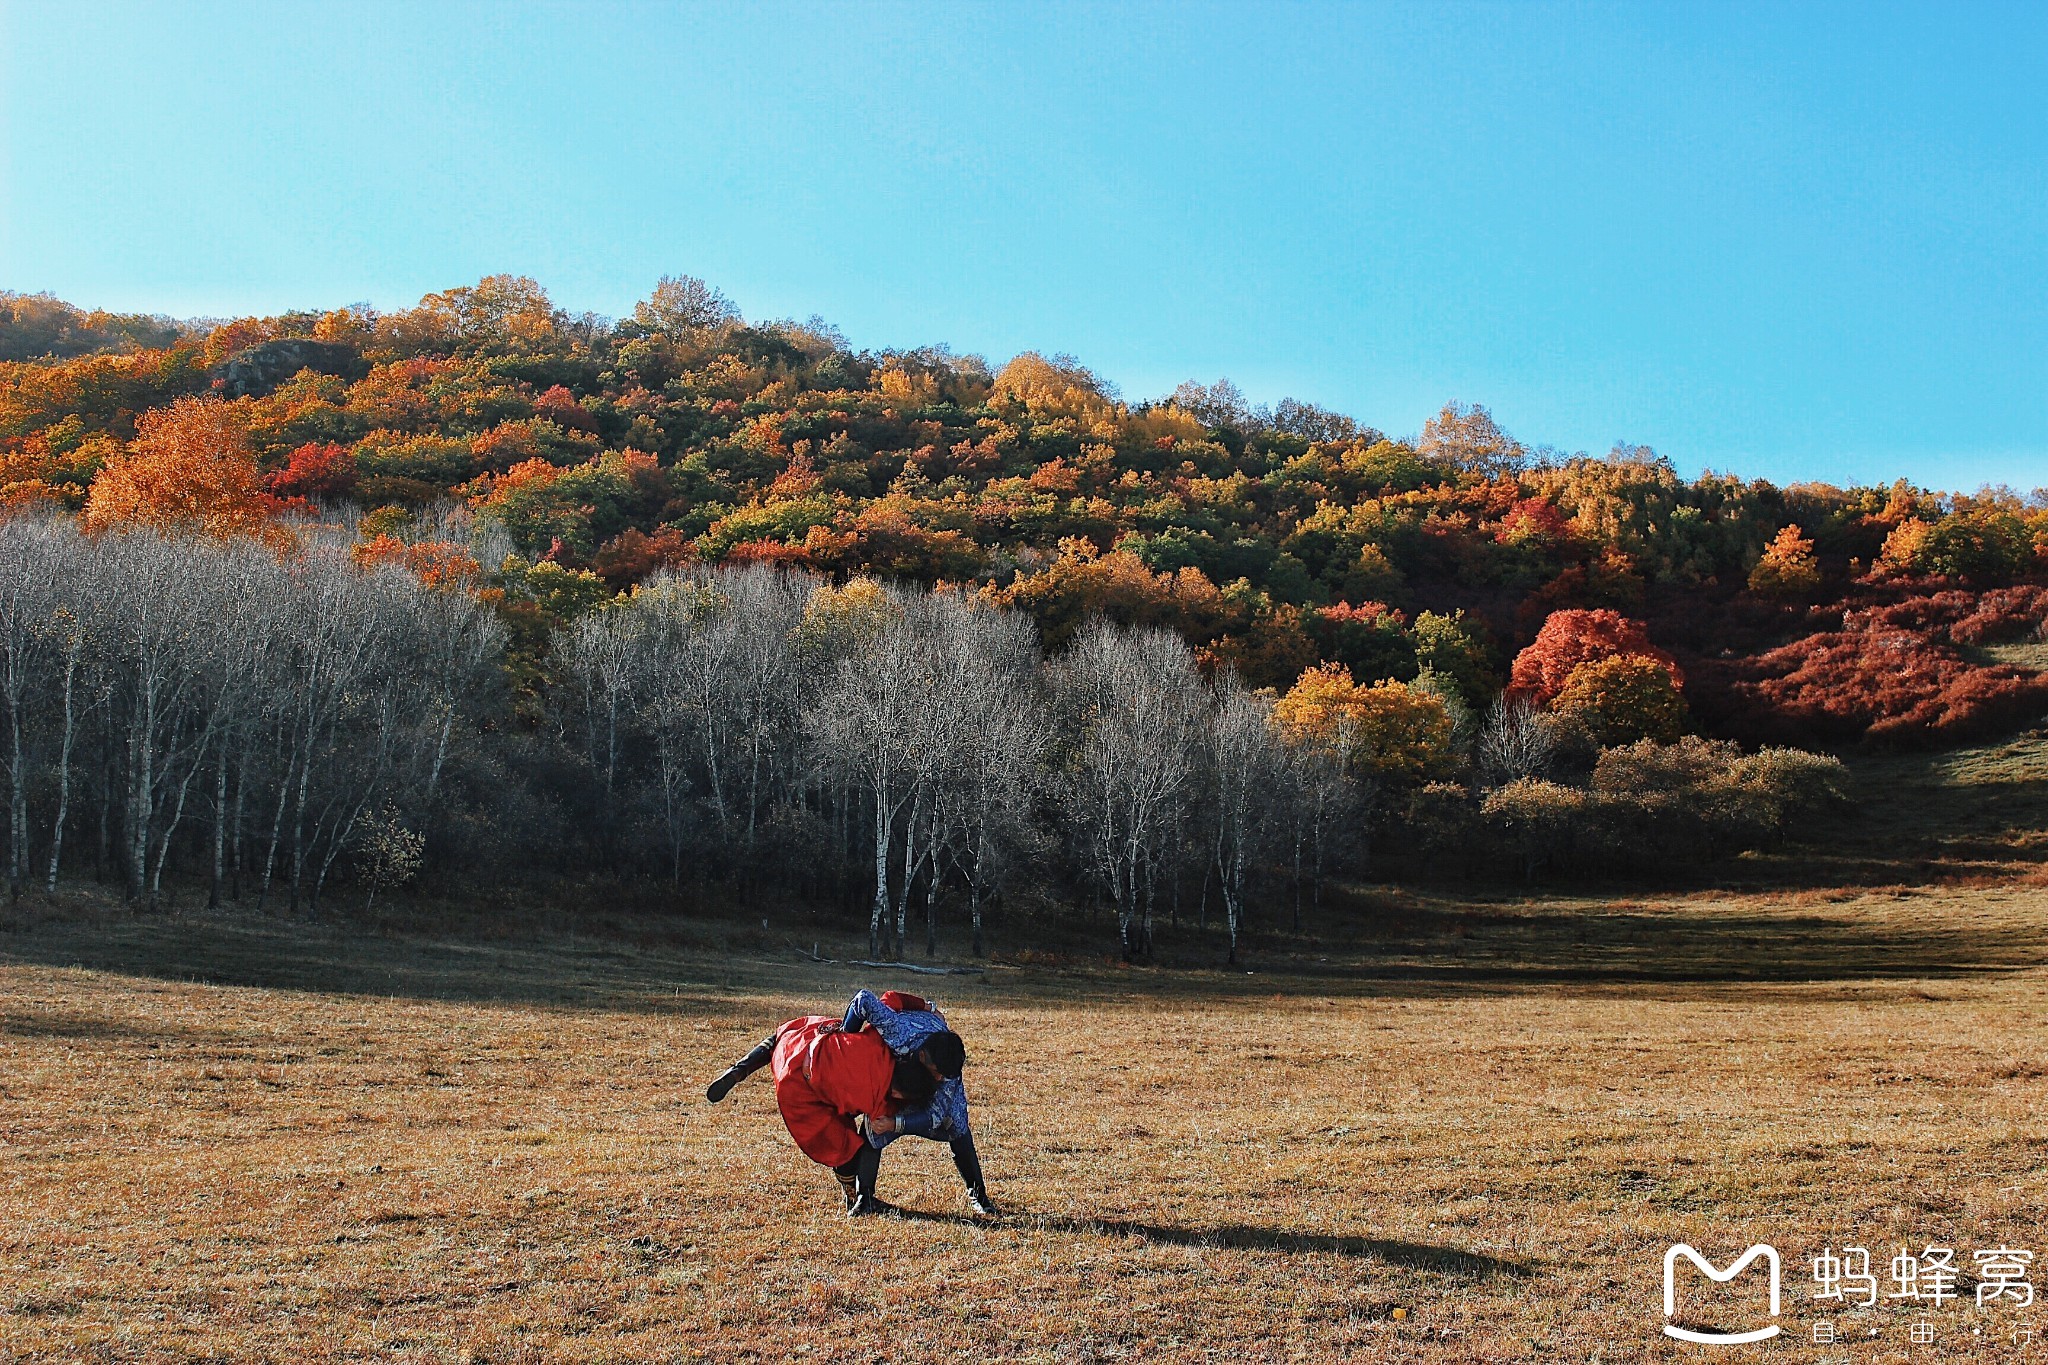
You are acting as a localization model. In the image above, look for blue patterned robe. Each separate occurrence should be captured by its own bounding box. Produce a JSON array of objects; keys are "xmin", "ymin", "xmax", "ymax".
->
[{"xmin": 840, "ymin": 989, "xmax": 971, "ymax": 1148}]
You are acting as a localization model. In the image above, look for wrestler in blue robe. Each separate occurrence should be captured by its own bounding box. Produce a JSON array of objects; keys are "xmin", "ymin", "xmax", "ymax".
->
[{"xmin": 839, "ymin": 988, "xmax": 971, "ymax": 1147}]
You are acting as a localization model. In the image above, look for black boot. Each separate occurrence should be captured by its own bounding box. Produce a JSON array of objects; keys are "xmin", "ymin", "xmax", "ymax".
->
[
  {"xmin": 831, "ymin": 1155, "xmax": 862, "ymax": 1211},
  {"xmin": 846, "ymin": 1141, "xmax": 894, "ymax": 1217},
  {"xmin": 706, "ymin": 1033, "xmax": 777, "ymax": 1103},
  {"xmin": 951, "ymin": 1133, "xmax": 999, "ymax": 1217}
]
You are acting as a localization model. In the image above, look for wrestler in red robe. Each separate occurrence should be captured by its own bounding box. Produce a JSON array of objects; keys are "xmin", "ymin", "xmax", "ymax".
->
[{"xmin": 765, "ymin": 1013, "xmax": 898, "ymax": 1169}]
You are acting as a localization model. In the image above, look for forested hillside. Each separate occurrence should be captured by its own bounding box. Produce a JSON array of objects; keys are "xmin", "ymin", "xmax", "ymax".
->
[{"xmin": 1, "ymin": 278, "xmax": 2045, "ymax": 954}]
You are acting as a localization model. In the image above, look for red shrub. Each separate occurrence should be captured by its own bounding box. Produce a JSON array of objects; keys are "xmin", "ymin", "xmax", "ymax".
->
[
  {"xmin": 1729, "ymin": 611, "xmax": 2048, "ymax": 747},
  {"xmin": 264, "ymin": 442, "xmax": 357, "ymax": 500},
  {"xmin": 533, "ymin": 384, "xmax": 600, "ymax": 433},
  {"xmin": 1841, "ymin": 590, "xmax": 1976, "ymax": 634},
  {"xmin": 352, "ymin": 534, "xmax": 481, "ymax": 588},
  {"xmin": 721, "ymin": 536, "xmax": 820, "ymax": 570},
  {"xmin": 1319, "ymin": 600, "xmax": 1407, "ymax": 629},
  {"xmin": 1951, "ymin": 585, "xmax": 2048, "ymax": 646},
  {"xmin": 590, "ymin": 526, "xmax": 694, "ymax": 588},
  {"xmin": 1494, "ymin": 497, "xmax": 1569, "ymax": 544}
]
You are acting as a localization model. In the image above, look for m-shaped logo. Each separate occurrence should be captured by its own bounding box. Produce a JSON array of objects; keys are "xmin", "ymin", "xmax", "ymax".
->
[{"xmin": 1663, "ymin": 1243, "xmax": 1782, "ymax": 1344}]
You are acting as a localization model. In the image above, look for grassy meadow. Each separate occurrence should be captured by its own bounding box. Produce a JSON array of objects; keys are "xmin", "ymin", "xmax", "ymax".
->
[{"xmin": 4, "ymin": 734, "xmax": 2048, "ymax": 1362}]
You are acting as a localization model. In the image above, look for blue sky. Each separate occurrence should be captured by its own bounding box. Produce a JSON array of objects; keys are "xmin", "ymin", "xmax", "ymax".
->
[{"xmin": 3, "ymin": 1, "xmax": 2043, "ymax": 490}]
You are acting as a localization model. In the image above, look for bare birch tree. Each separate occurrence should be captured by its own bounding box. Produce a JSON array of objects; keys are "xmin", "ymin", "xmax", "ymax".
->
[
  {"xmin": 1205, "ymin": 675, "xmax": 1284, "ymax": 964},
  {"xmin": 1052, "ymin": 621, "xmax": 1203, "ymax": 960}
]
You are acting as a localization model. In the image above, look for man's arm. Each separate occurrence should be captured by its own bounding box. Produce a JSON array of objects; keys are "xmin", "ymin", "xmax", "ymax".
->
[
  {"xmin": 878, "ymin": 1079, "xmax": 966, "ymax": 1142},
  {"xmin": 839, "ymin": 988, "xmax": 886, "ymax": 1034},
  {"xmin": 885, "ymin": 1103, "xmax": 945, "ymax": 1140},
  {"xmin": 842, "ymin": 988, "xmax": 948, "ymax": 1056}
]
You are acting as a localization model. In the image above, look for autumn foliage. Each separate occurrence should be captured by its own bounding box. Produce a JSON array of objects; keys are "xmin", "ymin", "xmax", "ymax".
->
[
  {"xmin": 1507, "ymin": 609, "xmax": 1684, "ymax": 708},
  {"xmin": 81, "ymin": 396, "xmax": 289, "ymax": 543},
  {"xmin": 1720, "ymin": 585, "xmax": 2048, "ymax": 746},
  {"xmin": 1747, "ymin": 523, "xmax": 1820, "ymax": 597},
  {"xmin": 350, "ymin": 534, "xmax": 482, "ymax": 587},
  {"xmin": 1551, "ymin": 655, "xmax": 1688, "ymax": 745},
  {"xmin": 1274, "ymin": 662, "xmax": 1456, "ymax": 783},
  {"xmin": 265, "ymin": 441, "xmax": 358, "ymax": 501},
  {"xmin": 3, "ymin": 278, "xmax": 2045, "ymax": 754}
]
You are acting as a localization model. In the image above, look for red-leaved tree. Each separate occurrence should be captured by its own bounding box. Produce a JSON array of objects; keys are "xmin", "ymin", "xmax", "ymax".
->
[{"xmin": 1509, "ymin": 608, "xmax": 1684, "ymax": 707}]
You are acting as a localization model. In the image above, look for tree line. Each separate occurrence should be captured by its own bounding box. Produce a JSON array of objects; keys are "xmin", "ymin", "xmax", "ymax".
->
[
  {"xmin": 0, "ymin": 516, "xmax": 502, "ymax": 913},
  {"xmin": 0, "ymin": 514, "xmax": 1852, "ymax": 960}
]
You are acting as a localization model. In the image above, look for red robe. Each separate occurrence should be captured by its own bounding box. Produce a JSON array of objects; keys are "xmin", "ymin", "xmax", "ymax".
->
[{"xmin": 769, "ymin": 1015, "xmax": 897, "ymax": 1169}]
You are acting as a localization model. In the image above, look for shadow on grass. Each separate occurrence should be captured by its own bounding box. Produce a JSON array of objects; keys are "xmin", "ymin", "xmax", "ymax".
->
[
  {"xmin": 896, "ymin": 1207, "xmax": 1530, "ymax": 1277},
  {"xmin": 0, "ymin": 910, "xmax": 779, "ymax": 1017},
  {"xmin": 4, "ymin": 890, "xmax": 2043, "ymax": 1015},
  {"xmin": 7, "ymin": 804, "xmax": 2047, "ymax": 1017},
  {"xmin": 0, "ymin": 1006, "xmax": 231, "ymax": 1043},
  {"xmin": 1373, "ymin": 730, "xmax": 2048, "ymax": 897},
  {"xmin": 8, "ymin": 733, "xmax": 2046, "ymax": 1013},
  {"xmin": 1288, "ymin": 908, "xmax": 2047, "ymax": 991}
]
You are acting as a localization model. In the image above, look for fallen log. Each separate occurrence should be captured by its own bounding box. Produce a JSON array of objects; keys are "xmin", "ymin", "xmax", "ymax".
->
[{"xmin": 800, "ymin": 944, "xmax": 986, "ymax": 975}]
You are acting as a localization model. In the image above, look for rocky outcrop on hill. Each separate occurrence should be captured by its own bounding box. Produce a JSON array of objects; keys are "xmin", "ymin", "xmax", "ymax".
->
[{"xmin": 213, "ymin": 338, "xmax": 365, "ymax": 398}]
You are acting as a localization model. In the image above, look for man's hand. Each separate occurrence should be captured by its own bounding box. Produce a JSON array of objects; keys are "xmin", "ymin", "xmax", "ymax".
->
[{"xmin": 866, "ymin": 1113, "xmax": 897, "ymax": 1136}]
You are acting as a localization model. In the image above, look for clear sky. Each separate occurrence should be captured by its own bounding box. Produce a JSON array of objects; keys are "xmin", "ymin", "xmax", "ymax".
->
[{"xmin": 3, "ymin": 1, "xmax": 2044, "ymax": 491}]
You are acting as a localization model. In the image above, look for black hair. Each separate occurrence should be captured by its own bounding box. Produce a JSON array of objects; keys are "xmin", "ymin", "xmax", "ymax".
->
[
  {"xmin": 922, "ymin": 1030, "xmax": 965, "ymax": 1079},
  {"xmin": 892, "ymin": 1052, "xmax": 939, "ymax": 1105}
]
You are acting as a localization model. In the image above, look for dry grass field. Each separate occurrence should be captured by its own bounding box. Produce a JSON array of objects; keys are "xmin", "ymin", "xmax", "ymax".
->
[{"xmin": 5, "ymin": 736, "xmax": 2048, "ymax": 1362}]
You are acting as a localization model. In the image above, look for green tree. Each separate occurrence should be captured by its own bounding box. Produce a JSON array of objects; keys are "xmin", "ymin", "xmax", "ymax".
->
[
  {"xmin": 1411, "ymin": 609, "xmax": 1493, "ymax": 704},
  {"xmin": 630, "ymin": 275, "xmax": 741, "ymax": 337}
]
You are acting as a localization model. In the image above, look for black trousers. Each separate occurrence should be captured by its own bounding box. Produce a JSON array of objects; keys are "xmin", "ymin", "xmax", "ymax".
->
[{"xmin": 837, "ymin": 1132, "xmax": 986, "ymax": 1190}]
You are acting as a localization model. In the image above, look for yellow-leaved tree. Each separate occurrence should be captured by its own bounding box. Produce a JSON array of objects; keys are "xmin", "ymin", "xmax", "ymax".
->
[
  {"xmin": 801, "ymin": 576, "xmax": 899, "ymax": 654},
  {"xmin": 1748, "ymin": 523, "xmax": 1821, "ymax": 596},
  {"xmin": 1550, "ymin": 655, "xmax": 1688, "ymax": 745},
  {"xmin": 1875, "ymin": 518, "xmax": 1933, "ymax": 577},
  {"xmin": 1273, "ymin": 662, "xmax": 1455, "ymax": 784}
]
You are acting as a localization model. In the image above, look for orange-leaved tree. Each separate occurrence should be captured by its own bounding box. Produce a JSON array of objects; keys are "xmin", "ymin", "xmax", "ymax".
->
[
  {"xmin": 351, "ymin": 534, "xmax": 482, "ymax": 588},
  {"xmin": 985, "ymin": 538, "xmax": 1236, "ymax": 651},
  {"xmin": 265, "ymin": 441, "xmax": 358, "ymax": 501},
  {"xmin": 1507, "ymin": 608, "xmax": 1682, "ymax": 708},
  {"xmin": 1874, "ymin": 518, "xmax": 1933, "ymax": 578},
  {"xmin": 82, "ymin": 396, "xmax": 288, "ymax": 543}
]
